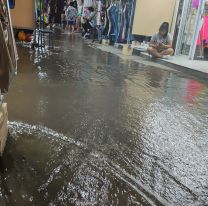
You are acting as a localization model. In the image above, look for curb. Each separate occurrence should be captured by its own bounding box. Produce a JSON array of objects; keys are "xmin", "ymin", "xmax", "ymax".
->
[{"xmin": 115, "ymin": 44, "xmax": 208, "ymax": 80}]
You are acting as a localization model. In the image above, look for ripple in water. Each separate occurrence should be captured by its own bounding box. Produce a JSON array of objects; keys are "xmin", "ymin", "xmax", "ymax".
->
[
  {"xmin": 0, "ymin": 121, "xmax": 206, "ymax": 206},
  {"xmin": 0, "ymin": 121, "xmax": 155, "ymax": 206}
]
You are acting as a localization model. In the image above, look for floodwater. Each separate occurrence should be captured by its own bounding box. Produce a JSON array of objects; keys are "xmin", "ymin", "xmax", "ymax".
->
[{"xmin": 1, "ymin": 35, "xmax": 208, "ymax": 206}]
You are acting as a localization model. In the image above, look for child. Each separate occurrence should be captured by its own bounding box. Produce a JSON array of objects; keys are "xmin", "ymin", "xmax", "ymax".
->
[{"xmin": 65, "ymin": 2, "xmax": 77, "ymax": 33}]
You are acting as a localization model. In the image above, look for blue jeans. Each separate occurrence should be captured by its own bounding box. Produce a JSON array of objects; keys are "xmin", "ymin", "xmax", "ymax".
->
[{"xmin": 108, "ymin": 5, "xmax": 118, "ymax": 40}]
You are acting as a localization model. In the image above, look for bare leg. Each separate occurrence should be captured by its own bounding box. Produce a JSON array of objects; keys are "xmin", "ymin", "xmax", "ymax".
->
[
  {"xmin": 147, "ymin": 47, "xmax": 162, "ymax": 58},
  {"xmin": 72, "ymin": 25, "xmax": 75, "ymax": 33},
  {"xmin": 76, "ymin": 17, "xmax": 81, "ymax": 32},
  {"xmin": 159, "ymin": 48, "xmax": 174, "ymax": 56}
]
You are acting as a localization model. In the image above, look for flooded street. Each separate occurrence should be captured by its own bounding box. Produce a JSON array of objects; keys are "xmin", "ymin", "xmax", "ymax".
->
[{"xmin": 1, "ymin": 35, "xmax": 208, "ymax": 205}]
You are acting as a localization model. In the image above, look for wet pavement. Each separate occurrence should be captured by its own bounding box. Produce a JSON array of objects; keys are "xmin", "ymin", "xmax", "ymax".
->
[{"xmin": 1, "ymin": 34, "xmax": 208, "ymax": 206}]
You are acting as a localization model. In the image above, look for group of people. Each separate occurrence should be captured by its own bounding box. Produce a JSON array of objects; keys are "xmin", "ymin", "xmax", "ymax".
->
[
  {"xmin": 53, "ymin": 0, "xmax": 175, "ymax": 59},
  {"xmin": 62, "ymin": 0, "xmax": 97, "ymax": 38},
  {"xmin": 62, "ymin": 1, "xmax": 174, "ymax": 58}
]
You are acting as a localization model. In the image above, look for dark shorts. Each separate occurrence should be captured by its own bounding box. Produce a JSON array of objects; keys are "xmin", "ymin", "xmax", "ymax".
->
[{"xmin": 68, "ymin": 21, "xmax": 76, "ymax": 26}]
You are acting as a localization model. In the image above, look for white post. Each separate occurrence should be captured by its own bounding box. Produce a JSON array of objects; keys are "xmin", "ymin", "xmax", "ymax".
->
[
  {"xmin": 5, "ymin": 0, "xmax": 18, "ymax": 71},
  {"xmin": 170, "ymin": 0, "xmax": 180, "ymax": 36},
  {"xmin": 188, "ymin": 0, "xmax": 206, "ymax": 60},
  {"xmin": 175, "ymin": 0, "xmax": 192, "ymax": 55}
]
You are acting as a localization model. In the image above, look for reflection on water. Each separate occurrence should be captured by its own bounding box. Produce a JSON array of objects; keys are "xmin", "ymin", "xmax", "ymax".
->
[{"xmin": 3, "ymin": 36, "xmax": 208, "ymax": 206}]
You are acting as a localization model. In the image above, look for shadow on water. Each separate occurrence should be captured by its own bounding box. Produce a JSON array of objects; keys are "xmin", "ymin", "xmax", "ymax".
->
[{"xmin": 2, "ymin": 35, "xmax": 208, "ymax": 205}]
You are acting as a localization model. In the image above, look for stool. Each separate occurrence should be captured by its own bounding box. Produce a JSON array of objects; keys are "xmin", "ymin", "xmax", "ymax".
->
[{"xmin": 38, "ymin": 29, "xmax": 54, "ymax": 48}]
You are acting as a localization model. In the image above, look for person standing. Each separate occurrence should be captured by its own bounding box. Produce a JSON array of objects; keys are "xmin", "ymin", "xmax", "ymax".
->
[{"xmin": 65, "ymin": 2, "xmax": 77, "ymax": 33}]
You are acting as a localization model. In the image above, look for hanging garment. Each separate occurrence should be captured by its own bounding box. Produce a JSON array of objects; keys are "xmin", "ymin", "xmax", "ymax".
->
[
  {"xmin": 83, "ymin": 0, "xmax": 95, "ymax": 8},
  {"xmin": 73, "ymin": 0, "xmax": 78, "ymax": 9},
  {"xmin": 96, "ymin": 0, "xmax": 102, "ymax": 26},
  {"xmin": 77, "ymin": 0, "xmax": 83, "ymax": 16},
  {"xmin": 103, "ymin": 5, "xmax": 110, "ymax": 37},
  {"xmin": 124, "ymin": 2, "xmax": 130, "ymax": 41},
  {"xmin": 121, "ymin": 4, "xmax": 127, "ymax": 41},
  {"xmin": 193, "ymin": 0, "xmax": 199, "ymax": 8},
  {"xmin": 49, "ymin": 0, "xmax": 64, "ymax": 24},
  {"xmin": 107, "ymin": 3, "xmax": 118, "ymax": 40},
  {"xmin": 9, "ymin": 0, "xmax": 15, "ymax": 9},
  {"xmin": 117, "ymin": 5, "xmax": 125, "ymax": 43},
  {"xmin": 197, "ymin": 16, "xmax": 208, "ymax": 45},
  {"xmin": 55, "ymin": 0, "xmax": 64, "ymax": 23}
]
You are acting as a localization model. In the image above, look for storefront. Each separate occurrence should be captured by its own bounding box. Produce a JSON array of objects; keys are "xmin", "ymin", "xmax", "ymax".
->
[
  {"xmin": 10, "ymin": 0, "xmax": 35, "ymax": 29},
  {"xmin": 132, "ymin": 0, "xmax": 178, "ymax": 37},
  {"xmin": 175, "ymin": 0, "xmax": 208, "ymax": 60}
]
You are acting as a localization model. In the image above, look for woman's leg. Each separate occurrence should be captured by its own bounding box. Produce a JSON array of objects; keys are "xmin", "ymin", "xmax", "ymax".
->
[
  {"xmin": 147, "ymin": 47, "xmax": 162, "ymax": 58},
  {"xmin": 159, "ymin": 48, "xmax": 174, "ymax": 56},
  {"xmin": 72, "ymin": 25, "xmax": 75, "ymax": 33}
]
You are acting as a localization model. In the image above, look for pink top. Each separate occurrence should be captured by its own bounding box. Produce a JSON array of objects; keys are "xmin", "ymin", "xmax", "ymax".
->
[{"xmin": 193, "ymin": 0, "xmax": 199, "ymax": 8}]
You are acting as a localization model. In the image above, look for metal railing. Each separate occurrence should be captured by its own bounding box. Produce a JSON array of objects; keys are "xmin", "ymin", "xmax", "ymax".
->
[{"xmin": 0, "ymin": 0, "xmax": 18, "ymax": 96}]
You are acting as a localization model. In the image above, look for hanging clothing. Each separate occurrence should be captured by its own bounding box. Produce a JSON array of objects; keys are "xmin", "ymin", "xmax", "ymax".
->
[
  {"xmin": 73, "ymin": 0, "xmax": 78, "ymax": 9},
  {"xmin": 0, "ymin": 0, "xmax": 8, "ymax": 41},
  {"xmin": 83, "ymin": 0, "xmax": 95, "ymax": 8},
  {"xmin": 197, "ymin": 16, "xmax": 208, "ymax": 45},
  {"xmin": 49, "ymin": 0, "xmax": 64, "ymax": 24},
  {"xmin": 117, "ymin": 3, "xmax": 125, "ymax": 42},
  {"xmin": 77, "ymin": 0, "xmax": 83, "ymax": 17},
  {"xmin": 121, "ymin": 4, "xmax": 127, "ymax": 41},
  {"xmin": 107, "ymin": 3, "xmax": 118, "ymax": 41},
  {"xmin": 193, "ymin": 0, "xmax": 199, "ymax": 8},
  {"xmin": 96, "ymin": 1, "xmax": 102, "ymax": 26},
  {"xmin": 103, "ymin": 4, "xmax": 110, "ymax": 37},
  {"xmin": 9, "ymin": 0, "xmax": 15, "ymax": 9}
]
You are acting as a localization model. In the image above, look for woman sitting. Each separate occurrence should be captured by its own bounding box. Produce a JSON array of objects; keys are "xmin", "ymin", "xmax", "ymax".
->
[{"xmin": 147, "ymin": 22, "xmax": 174, "ymax": 59}]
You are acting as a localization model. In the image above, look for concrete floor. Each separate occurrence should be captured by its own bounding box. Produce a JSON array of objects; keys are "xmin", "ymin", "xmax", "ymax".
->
[
  {"xmin": 163, "ymin": 54, "xmax": 208, "ymax": 74},
  {"xmin": 123, "ymin": 44, "xmax": 208, "ymax": 77},
  {"xmin": 0, "ymin": 34, "xmax": 208, "ymax": 206}
]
